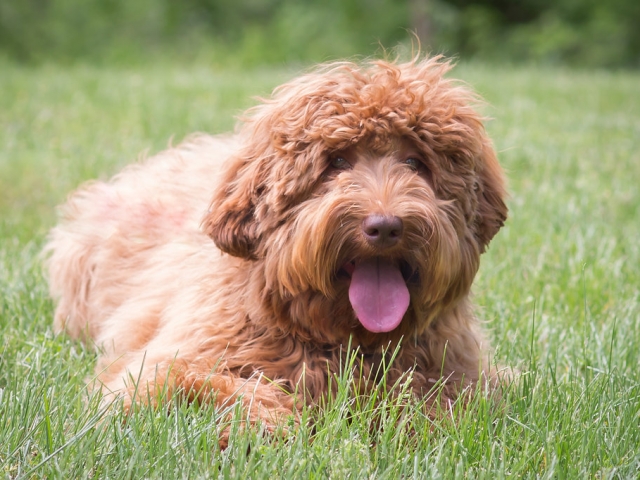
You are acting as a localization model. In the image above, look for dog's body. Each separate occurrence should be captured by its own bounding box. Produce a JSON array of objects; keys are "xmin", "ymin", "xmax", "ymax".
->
[{"xmin": 46, "ymin": 57, "xmax": 507, "ymax": 437}]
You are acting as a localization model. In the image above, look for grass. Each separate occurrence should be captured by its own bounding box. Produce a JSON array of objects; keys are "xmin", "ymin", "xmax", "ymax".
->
[{"xmin": 1, "ymin": 59, "xmax": 639, "ymax": 478}]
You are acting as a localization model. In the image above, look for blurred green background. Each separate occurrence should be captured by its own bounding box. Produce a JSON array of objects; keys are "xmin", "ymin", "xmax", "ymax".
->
[{"xmin": 1, "ymin": 0, "xmax": 639, "ymax": 68}]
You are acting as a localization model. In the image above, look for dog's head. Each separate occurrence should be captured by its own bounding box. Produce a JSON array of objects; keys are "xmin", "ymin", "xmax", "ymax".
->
[{"xmin": 203, "ymin": 57, "xmax": 507, "ymax": 344}]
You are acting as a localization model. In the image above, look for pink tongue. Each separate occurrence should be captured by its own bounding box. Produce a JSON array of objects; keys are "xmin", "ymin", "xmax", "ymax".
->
[{"xmin": 348, "ymin": 258, "xmax": 410, "ymax": 333}]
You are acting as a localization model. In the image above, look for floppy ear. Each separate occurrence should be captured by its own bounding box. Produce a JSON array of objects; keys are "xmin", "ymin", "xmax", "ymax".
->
[
  {"xmin": 203, "ymin": 149, "xmax": 324, "ymax": 260},
  {"xmin": 202, "ymin": 122, "xmax": 325, "ymax": 259},
  {"xmin": 474, "ymin": 141, "xmax": 508, "ymax": 251},
  {"xmin": 203, "ymin": 70, "xmax": 342, "ymax": 259},
  {"xmin": 202, "ymin": 154, "xmax": 263, "ymax": 260}
]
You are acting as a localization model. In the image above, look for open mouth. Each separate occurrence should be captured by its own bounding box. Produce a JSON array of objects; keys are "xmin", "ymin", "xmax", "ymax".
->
[
  {"xmin": 339, "ymin": 259, "xmax": 418, "ymax": 283},
  {"xmin": 338, "ymin": 257, "xmax": 417, "ymax": 333}
]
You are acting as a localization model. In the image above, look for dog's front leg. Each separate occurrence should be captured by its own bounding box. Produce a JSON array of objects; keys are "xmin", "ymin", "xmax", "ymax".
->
[{"xmin": 96, "ymin": 355, "xmax": 298, "ymax": 447}]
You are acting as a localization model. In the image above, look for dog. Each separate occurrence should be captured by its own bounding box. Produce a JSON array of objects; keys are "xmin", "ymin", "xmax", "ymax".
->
[{"xmin": 45, "ymin": 56, "xmax": 507, "ymax": 442}]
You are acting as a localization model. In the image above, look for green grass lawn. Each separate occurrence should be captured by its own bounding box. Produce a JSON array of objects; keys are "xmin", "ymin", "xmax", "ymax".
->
[{"xmin": 1, "ymin": 59, "xmax": 639, "ymax": 478}]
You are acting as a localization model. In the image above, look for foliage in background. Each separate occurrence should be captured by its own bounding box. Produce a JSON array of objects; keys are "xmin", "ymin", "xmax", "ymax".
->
[
  {"xmin": 0, "ymin": 0, "xmax": 638, "ymax": 68},
  {"xmin": 0, "ymin": 0, "xmax": 408, "ymax": 65},
  {"xmin": 444, "ymin": 0, "xmax": 640, "ymax": 68}
]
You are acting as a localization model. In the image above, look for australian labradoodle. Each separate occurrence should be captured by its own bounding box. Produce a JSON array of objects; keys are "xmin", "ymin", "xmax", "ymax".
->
[{"xmin": 46, "ymin": 56, "xmax": 507, "ymax": 438}]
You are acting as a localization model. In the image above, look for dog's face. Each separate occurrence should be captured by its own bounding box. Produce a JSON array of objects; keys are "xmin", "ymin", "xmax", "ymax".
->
[{"xmin": 204, "ymin": 58, "xmax": 507, "ymax": 345}]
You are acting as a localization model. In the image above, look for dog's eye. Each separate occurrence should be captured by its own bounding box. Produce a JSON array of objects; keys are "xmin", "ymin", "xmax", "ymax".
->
[
  {"xmin": 405, "ymin": 158, "xmax": 420, "ymax": 171},
  {"xmin": 331, "ymin": 157, "xmax": 351, "ymax": 170}
]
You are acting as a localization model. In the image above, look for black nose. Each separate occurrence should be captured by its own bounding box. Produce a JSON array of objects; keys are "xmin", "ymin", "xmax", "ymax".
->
[{"xmin": 362, "ymin": 215, "xmax": 403, "ymax": 249}]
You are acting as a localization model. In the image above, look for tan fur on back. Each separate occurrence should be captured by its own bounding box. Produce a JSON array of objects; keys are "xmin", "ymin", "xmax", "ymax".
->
[{"xmin": 45, "ymin": 56, "xmax": 507, "ymax": 445}]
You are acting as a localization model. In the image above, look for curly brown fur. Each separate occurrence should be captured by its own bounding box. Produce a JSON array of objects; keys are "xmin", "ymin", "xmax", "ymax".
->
[{"xmin": 45, "ymin": 56, "xmax": 507, "ymax": 444}]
